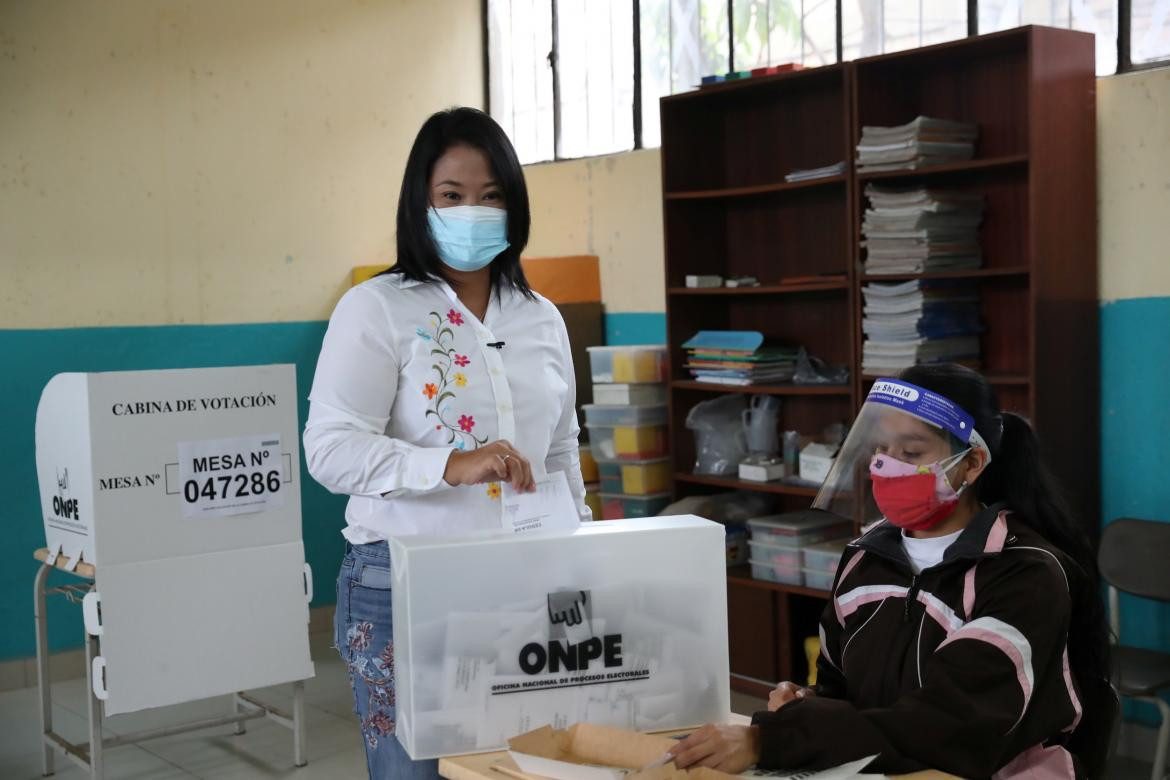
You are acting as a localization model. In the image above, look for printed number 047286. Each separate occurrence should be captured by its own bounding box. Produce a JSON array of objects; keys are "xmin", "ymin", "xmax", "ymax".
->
[{"xmin": 183, "ymin": 470, "xmax": 281, "ymax": 503}]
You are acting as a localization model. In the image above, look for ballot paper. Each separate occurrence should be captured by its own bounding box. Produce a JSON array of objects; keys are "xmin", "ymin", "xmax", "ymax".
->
[
  {"xmin": 506, "ymin": 724, "xmax": 879, "ymax": 780},
  {"xmin": 743, "ymin": 755, "xmax": 879, "ymax": 779},
  {"xmin": 501, "ymin": 471, "xmax": 580, "ymax": 535}
]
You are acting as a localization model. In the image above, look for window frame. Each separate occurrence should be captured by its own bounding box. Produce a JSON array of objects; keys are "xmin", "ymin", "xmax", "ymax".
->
[{"xmin": 484, "ymin": 0, "xmax": 1170, "ymax": 163}]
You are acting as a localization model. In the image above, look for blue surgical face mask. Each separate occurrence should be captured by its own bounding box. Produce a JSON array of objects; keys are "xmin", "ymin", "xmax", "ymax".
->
[{"xmin": 427, "ymin": 205, "xmax": 510, "ymax": 272}]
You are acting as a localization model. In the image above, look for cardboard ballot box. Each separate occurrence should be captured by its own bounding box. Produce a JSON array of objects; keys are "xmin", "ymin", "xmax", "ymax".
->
[
  {"xmin": 388, "ymin": 516, "xmax": 731, "ymax": 760},
  {"xmin": 34, "ymin": 366, "xmax": 313, "ymax": 715}
]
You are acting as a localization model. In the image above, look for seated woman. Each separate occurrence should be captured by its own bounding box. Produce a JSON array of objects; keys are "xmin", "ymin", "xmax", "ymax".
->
[{"xmin": 670, "ymin": 364, "xmax": 1109, "ymax": 779}]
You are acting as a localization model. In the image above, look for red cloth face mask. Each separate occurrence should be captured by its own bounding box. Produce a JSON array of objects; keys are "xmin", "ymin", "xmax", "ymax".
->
[{"xmin": 869, "ymin": 451, "xmax": 968, "ymax": 532}]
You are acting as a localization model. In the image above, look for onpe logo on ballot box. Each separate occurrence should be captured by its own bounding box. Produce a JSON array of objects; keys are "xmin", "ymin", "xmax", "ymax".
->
[{"xmin": 517, "ymin": 590, "xmax": 624, "ymax": 677}]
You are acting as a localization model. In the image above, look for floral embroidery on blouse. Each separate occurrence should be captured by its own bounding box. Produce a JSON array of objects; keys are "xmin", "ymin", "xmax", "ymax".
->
[{"xmin": 420, "ymin": 311, "xmax": 488, "ymax": 450}]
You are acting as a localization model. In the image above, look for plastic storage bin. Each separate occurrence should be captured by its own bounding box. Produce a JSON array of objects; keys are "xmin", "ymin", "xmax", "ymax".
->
[
  {"xmin": 747, "ymin": 511, "xmax": 853, "ymax": 547},
  {"xmin": 582, "ymin": 404, "xmax": 668, "ymax": 427},
  {"xmin": 749, "ymin": 559, "xmax": 803, "ymax": 586},
  {"xmin": 600, "ymin": 492, "xmax": 672, "ymax": 520},
  {"xmin": 579, "ymin": 444, "xmax": 599, "ymax": 484},
  {"xmin": 587, "ymin": 345, "xmax": 668, "ymax": 384},
  {"xmin": 583, "ymin": 489, "xmax": 602, "ymax": 520},
  {"xmin": 593, "ymin": 383, "xmax": 668, "ymax": 406},
  {"xmin": 748, "ymin": 539, "xmax": 802, "ymax": 568},
  {"xmin": 620, "ymin": 458, "xmax": 672, "ymax": 495},
  {"xmin": 598, "ymin": 461, "xmax": 623, "ymax": 493},
  {"xmin": 803, "ymin": 568, "xmax": 835, "ymax": 591},
  {"xmin": 587, "ymin": 423, "xmax": 669, "ymax": 460},
  {"xmin": 802, "ymin": 538, "xmax": 851, "ymax": 573},
  {"xmin": 725, "ymin": 525, "xmax": 748, "ymax": 567}
]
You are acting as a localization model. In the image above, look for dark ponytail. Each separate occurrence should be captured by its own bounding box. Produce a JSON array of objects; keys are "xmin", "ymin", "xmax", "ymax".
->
[{"xmin": 899, "ymin": 365, "xmax": 1110, "ymax": 689}]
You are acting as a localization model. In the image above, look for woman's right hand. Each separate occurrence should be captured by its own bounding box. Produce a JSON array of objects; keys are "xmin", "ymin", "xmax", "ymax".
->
[
  {"xmin": 767, "ymin": 681, "xmax": 814, "ymax": 711},
  {"xmin": 443, "ymin": 440, "xmax": 535, "ymax": 492}
]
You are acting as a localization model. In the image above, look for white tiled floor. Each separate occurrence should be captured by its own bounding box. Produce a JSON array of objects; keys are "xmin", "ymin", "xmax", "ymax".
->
[{"xmin": 0, "ymin": 636, "xmax": 1155, "ymax": 779}]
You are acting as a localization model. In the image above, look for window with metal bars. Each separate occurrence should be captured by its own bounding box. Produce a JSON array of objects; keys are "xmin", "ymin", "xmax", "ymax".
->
[{"xmin": 487, "ymin": 0, "xmax": 1168, "ymax": 164}]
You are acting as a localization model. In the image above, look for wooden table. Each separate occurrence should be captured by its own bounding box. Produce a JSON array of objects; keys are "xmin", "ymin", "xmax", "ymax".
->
[{"xmin": 437, "ymin": 717, "xmax": 960, "ymax": 780}]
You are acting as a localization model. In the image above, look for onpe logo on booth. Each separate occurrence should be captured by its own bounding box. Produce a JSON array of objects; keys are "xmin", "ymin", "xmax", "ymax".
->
[
  {"xmin": 517, "ymin": 589, "xmax": 622, "ymax": 676},
  {"xmin": 52, "ymin": 467, "xmax": 81, "ymax": 522}
]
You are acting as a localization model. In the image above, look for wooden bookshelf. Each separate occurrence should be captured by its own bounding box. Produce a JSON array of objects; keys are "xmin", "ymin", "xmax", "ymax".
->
[{"xmin": 658, "ymin": 26, "xmax": 1098, "ymax": 694}]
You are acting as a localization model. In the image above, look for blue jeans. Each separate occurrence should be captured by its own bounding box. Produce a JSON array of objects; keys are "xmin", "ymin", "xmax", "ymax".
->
[{"xmin": 335, "ymin": 542, "xmax": 440, "ymax": 780}]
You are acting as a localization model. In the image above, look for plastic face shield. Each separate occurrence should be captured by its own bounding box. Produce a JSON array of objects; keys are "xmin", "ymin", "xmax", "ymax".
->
[{"xmin": 812, "ymin": 378, "xmax": 992, "ymax": 526}]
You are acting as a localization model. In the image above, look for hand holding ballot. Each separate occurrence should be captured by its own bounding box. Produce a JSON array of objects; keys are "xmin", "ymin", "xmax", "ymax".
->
[{"xmin": 444, "ymin": 439, "xmax": 537, "ymax": 492}]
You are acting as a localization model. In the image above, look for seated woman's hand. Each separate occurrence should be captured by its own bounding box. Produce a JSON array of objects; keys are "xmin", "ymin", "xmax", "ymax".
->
[
  {"xmin": 768, "ymin": 681, "xmax": 814, "ymax": 711},
  {"xmin": 667, "ymin": 724, "xmax": 760, "ymax": 774},
  {"xmin": 443, "ymin": 440, "xmax": 535, "ymax": 492}
]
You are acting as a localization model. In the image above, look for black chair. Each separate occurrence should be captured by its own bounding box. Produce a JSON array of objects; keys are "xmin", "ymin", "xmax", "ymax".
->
[{"xmin": 1098, "ymin": 518, "xmax": 1170, "ymax": 780}]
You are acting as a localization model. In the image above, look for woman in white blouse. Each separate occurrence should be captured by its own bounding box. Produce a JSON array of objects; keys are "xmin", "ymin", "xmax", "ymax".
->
[{"xmin": 304, "ymin": 107, "xmax": 590, "ymax": 779}]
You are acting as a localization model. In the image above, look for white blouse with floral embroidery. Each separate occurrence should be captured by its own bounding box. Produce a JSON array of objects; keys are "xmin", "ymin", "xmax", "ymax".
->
[{"xmin": 304, "ymin": 273, "xmax": 591, "ymax": 542}]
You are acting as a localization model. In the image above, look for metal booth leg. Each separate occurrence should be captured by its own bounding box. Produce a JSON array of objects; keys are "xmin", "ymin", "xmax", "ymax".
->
[
  {"xmin": 34, "ymin": 564, "xmax": 54, "ymax": 777},
  {"xmin": 233, "ymin": 693, "xmax": 247, "ymax": 736},
  {"xmin": 293, "ymin": 680, "xmax": 307, "ymax": 767},
  {"xmin": 84, "ymin": 630, "xmax": 103, "ymax": 779}
]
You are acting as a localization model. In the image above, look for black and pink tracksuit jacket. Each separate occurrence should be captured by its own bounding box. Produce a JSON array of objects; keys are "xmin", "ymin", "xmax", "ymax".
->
[{"xmin": 752, "ymin": 503, "xmax": 1089, "ymax": 778}]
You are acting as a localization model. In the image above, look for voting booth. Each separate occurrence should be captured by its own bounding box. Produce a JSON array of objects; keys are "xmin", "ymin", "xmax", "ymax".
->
[
  {"xmin": 388, "ymin": 515, "xmax": 731, "ymax": 759},
  {"xmin": 34, "ymin": 365, "xmax": 314, "ymax": 717}
]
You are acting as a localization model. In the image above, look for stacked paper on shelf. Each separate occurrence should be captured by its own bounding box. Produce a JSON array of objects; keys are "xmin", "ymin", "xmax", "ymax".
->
[
  {"xmin": 861, "ymin": 280, "xmax": 982, "ymax": 376},
  {"xmin": 861, "ymin": 185, "xmax": 984, "ymax": 274},
  {"xmin": 681, "ymin": 331, "xmax": 799, "ymax": 386},
  {"xmin": 784, "ymin": 160, "xmax": 846, "ymax": 183},
  {"xmin": 856, "ymin": 116, "xmax": 978, "ymax": 173}
]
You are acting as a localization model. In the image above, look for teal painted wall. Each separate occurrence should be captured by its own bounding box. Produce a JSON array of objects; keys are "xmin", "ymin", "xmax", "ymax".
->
[
  {"xmin": 0, "ymin": 322, "xmax": 348, "ymax": 661},
  {"xmin": 1101, "ymin": 296, "xmax": 1170, "ymax": 724},
  {"xmin": 604, "ymin": 312, "xmax": 667, "ymax": 346}
]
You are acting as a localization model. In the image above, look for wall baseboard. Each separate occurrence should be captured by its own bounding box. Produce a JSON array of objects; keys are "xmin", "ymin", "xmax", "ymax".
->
[{"xmin": 0, "ymin": 605, "xmax": 336, "ymax": 693}]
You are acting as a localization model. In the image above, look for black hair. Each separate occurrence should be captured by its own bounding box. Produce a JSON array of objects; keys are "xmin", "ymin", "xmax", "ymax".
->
[
  {"xmin": 898, "ymin": 364, "xmax": 1110, "ymax": 692},
  {"xmin": 384, "ymin": 107, "xmax": 535, "ymax": 299}
]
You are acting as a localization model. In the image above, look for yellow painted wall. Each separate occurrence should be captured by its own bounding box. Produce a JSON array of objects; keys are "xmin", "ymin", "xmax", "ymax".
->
[
  {"xmin": 524, "ymin": 150, "xmax": 666, "ymax": 313},
  {"xmin": 1098, "ymin": 68, "xmax": 1170, "ymax": 302},
  {"xmin": 0, "ymin": 0, "xmax": 484, "ymax": 329}
]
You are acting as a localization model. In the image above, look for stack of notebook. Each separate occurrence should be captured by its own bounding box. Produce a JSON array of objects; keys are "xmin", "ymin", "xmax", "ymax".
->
[
  {"xmin": 856, "ymin": 116, "xmax": 978, "ymax": 173},
  {"xmin": 682, "ymin": 331, "xmax": 799, "ymax": 386},
  {"xmin": 861, "ymin": 185, "xmax": 984, "ymax": 274},
  {"xmin": 861, "ymin": 280, "xmax": 983, "ymax": 376}
]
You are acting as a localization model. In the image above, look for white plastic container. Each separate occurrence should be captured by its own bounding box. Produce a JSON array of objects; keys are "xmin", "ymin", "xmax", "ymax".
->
[
  {"xmin": 599, "ymin": 492, "xmax": 673, "ymax": 520},
  {"xmin": 593, "ymin": 383, "xmax": 668, "ymax": 406},
  {"xmin": 749, "ymin": 558, "xmax": 803, "ymax": 585},
  {"xmin": 747, "ymin": 539, "xmax": 802, "ymax": 568},
  {"xmin": 802, "ymin": 538, "xmax": 852, "ymax": 573},
  {"xmin": 582, "ymin": 404, "xmax": 668, "ymax": 428},
  {"xmin": 747, "ymin": 511, "xmax": 853, "ymax": 547},
  {"xmin": 803, "ymin": 568, "xmax": 836, "ymax": 591},
  {"xmin": 586, "ymin": 345, "xmax": 669, "ymax": 384},
  {"xmin": 387, "ymin": 516, "xmax": 731, "ymax": 759},
  {"xmin": 586, "ymin": 423, "xmax": 669, "ymax": 461}
]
